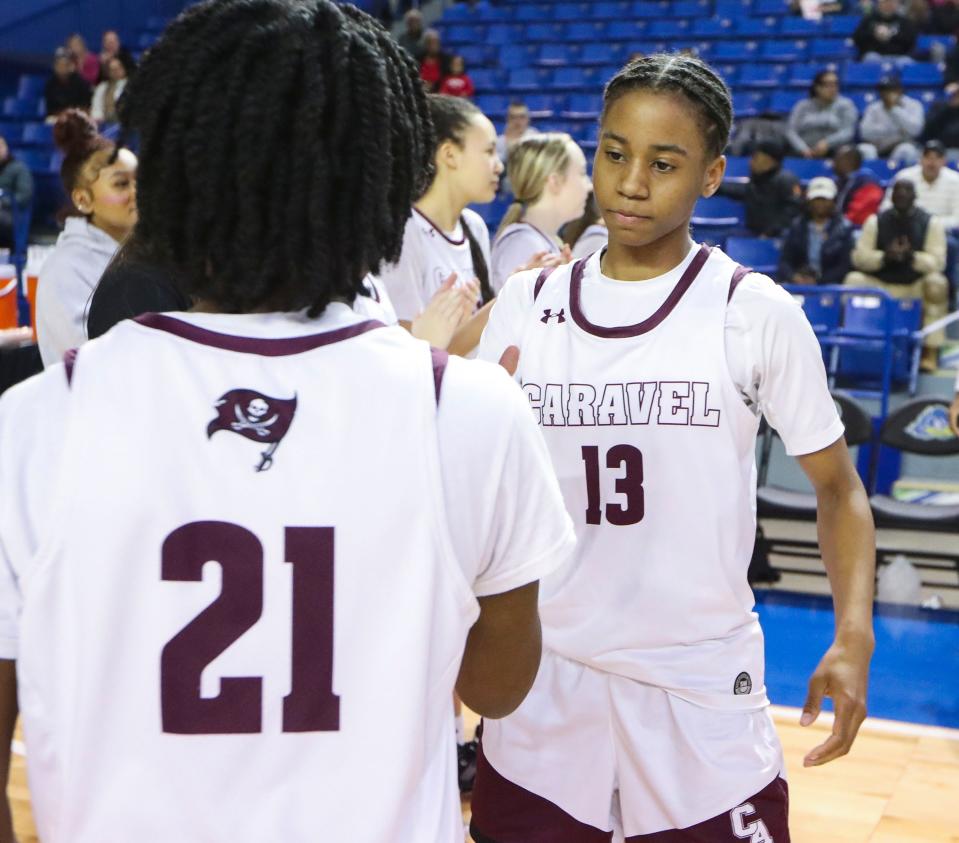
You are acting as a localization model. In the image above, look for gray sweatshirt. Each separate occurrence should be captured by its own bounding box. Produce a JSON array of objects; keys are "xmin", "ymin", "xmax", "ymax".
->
[
  {"xmin": 859, "ymin": 96, "xmax": 925, "ymax": 153},
  {"xmin": 786, "ymin": 96, "xmax": 859, "ymax": 154}
]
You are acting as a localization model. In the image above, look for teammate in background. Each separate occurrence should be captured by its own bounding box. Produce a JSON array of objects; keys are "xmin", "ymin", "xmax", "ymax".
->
[
  {"xmin": 378, "ymin": 95, "xmax": 503, "ymax": 355},
  {"xmin": 0, "ymin": 3, "xmax": 575, "ymax": 841},
  {"xmin": 490, "ymin": 134, "xmax": 590, "ymax": 293},
  {"xmin": 472, "ymin": 54, "xmax": 876, "ymax": 842},
  {"xmin": 562, "ymin": 192, "xmax": 609, "ymax": 261}
]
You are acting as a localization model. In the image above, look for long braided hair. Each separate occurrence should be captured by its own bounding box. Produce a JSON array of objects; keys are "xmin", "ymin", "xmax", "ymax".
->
[
  {"xmin": 603, "ymin": 54, "xmax": 733, "ymax": 160},
  {"xmin": 118, "ymin": 0, "xmax": 433, "ymax": 315}
]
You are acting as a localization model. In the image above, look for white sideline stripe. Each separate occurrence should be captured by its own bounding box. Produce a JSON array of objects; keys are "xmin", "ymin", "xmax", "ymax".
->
[{"xmin": 769, "ymin": 705, "xmax": 959, "ymax": 741}]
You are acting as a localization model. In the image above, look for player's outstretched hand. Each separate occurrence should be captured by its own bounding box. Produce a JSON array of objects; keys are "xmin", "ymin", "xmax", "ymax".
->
[
  {"xmin": 800, "ymin": 632, "xmax": 872, "ymax": 767},
  {"xmin": 411, "ymin": 273, "xmax": 474, "ymax": 349},
  {"xmin": 498, "ymin": 345, "xmax": 520, "ymax": 376},
  {"xmin": 514, "ymin": 247, "xmax": 574, "ymax": 276},
  {"xmin": 949, "ymin": 394, "xmax": 959, "ymax": 436}
]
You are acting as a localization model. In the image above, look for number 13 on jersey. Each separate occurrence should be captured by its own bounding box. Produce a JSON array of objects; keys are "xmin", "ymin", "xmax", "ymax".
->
[{"xmin": 581, "ymin": 445, "xmax": 645, "ymax": 526}]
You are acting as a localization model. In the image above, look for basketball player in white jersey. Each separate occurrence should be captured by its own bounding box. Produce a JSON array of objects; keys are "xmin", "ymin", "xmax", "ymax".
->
[
  {"xmin": 490, "ymin": 134, "xmax": 590, "ymax": 293},
  {"xmin": 378, "ymin": 95, "xmax": 502, "ymax": 356},
  {"xmin": 471, "ymin": 54, "xmax": 876, "ymax": 842},
  {"xmin": 0, "ymin": 4, "xmax": 575, "ymax": 841}
]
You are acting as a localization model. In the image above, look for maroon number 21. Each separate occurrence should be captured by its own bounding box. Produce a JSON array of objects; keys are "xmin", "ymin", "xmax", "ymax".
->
[
  {"xmin": 581, "ymin": 445, "xmax": 645, "ymax": 526},
  {"xmin": 160, "ymin": 521, "xmax": 340, "ymax": 735}
]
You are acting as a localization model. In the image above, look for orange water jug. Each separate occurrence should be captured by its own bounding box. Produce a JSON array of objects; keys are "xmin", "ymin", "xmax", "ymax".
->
[
  {"xmin": 0, "ymin": 265, "xmax": 17, "ymax": 330},
  {"xmin": 27, "ymin": 272, "xmax": 39, "ymax": 339}
]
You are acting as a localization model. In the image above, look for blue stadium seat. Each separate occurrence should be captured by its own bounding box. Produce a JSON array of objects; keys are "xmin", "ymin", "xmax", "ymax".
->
[
  {"xmin": 537, "ymin": 43, "xmax": 578, "ymax": 66},
  {"xmin": 486, "ymin": 24, "xmax": 522, "ymax": 45},
  {"xmin": 555, "ymin": 3, "xmax": 590, "ymax": 21},
  {"xmin": 0, "ymin": 122, "xmax": 23, "ymax": 145},
  {"xmin": 596, "ymin": 65, "xmax": 622, "ymax": 86},
  {"xmin": 513, "ymin": 4, "xmax": 552, "ymax": 22},
  {"xmin": 692, "ymin": 19, "xmax": 732, "ymax": 39},
  {"xmin": 733, "ymin": 18, "xmax": 777, "ymax": 37},
  {"xmin": 579, "ymin": 43, "xmax": 624, "ymax": 66},
  {"xmin": 648, "ymin": 20, "xmax": 690, "ymax": 40},
  {"xmin": 524, "ymin": 94, "xmax": 558, "ymax": 117},
  {"xmin": 843, "ymin": 63, "xmax": 885, "ymax": 88},
  {"xmin": 793, "ymin": 288, "xmax": 842, "ymax": 335},
  {"xmin": 606, "ymin": 20, "xmax": 647, "ymax": 41},
  {"xmin": 569, "ymin": 122, "xmax": 598, "ymax": 145},
  {"xmin": 916, "ymin": 88, "xmax": 940, "ymax": 106},
  {"xmin": 723, "ymin": 156, "xmax": 752, "ymax": 183},
  {"xmin": 499, "ymin": 44, "xmax": 536, "ymax": 69},
  {"xmin": 508, "ymin": 68, "xmax": 546, "ymax": 91},
  {"xmin": 565, "ymin": 21, "xmax": 606, "ymax": 41},
  {"xmin": 760, "ymin": 39, "xmax": 809, "ymax": 62},
  {"xmin": 862, "ymin": 159, "xmax": 900, "ymax": 186},
  {"xmin": 732, "ymin": 91, "xmax": 767, "ymax": 117},
  {"xmin": 444, "ymin": 24, "xmax": 484, "ymax": 45},
  {"xmin": 2, "ymin": 98, "xmax": 43, "ymax": 120},
  {"xmin": 849, "ymin": 91, "xmax": 878, "ymax": 114},
  {"xmin": 725, "ymin": 237, "xmax": 781, "ymax": 274},
  {"xmin": 630, "ymin": 1, "xmax": 670, "ymax": 18},
  {"xmin": 691, "ymin": 195, "xmax": 745, "ymax": 225},
  {"xmin": 783, "ymin": 157, "xmax": 832, "ymax": 183},
  {"xmin": 754, "ymin": 0, "xmax": 790, "ymax": 14},
  {"xmin": 524, "ymin": 23, "xmax": 563, "ymax": 43},
  {"xmin": 826, "ymin": 15, "xmax": 860, "ymax": 37},
  {"xmin": 137, "ymin": 32, "xmax": 159, "ymax": 50},
  {"xmin": 20, "ymin": 123, "xmax": 53, "ymax": 147},
  {"xmin": 715, "ymin": 0, "xmax": 754, "ymax": 17},
  {"xmin": 670, "ymin": 0, "xmax": 711, "ymax": 16},
  {"xmin": 811, "ymin": 37, "xmax": 855, "ymax": 61},
  {"xmin": 712, "ymin": 41, "xmax": 758, "ymax": 61},
  {"xmin": 779, "ymin": 17, "xmax": 824, "ymax": 37},
  {"xmin": 550, "ymin": 66, "xmax": 593, "ymax": 91},
  {"xmin": 837, "ymin": 295, "xmax": 922, "ymax": 385},
  {"xmin": 440, "ymin": 4, "xmax": 472, "ymax": 21},
  {"xmin": 901, "ymin": 63, "xmax": 944, "ymax": 88},
  {"xmin": 739, "ymin": 64, "xmax": 786, "ymax": 88},
  {"xmin": 16, "ymin": 76, "xmax": 45, "ymax": 101},
  {"xmin": 13, "ymin": 148, "xmax": 54, "ymax": 171},
  {"xmin": 769, "ymin": 90, "xmax": 804, "ymax": 113},
  {"xmin": 563, "ymin": 93, "xmax": 603, "ymax": 118},
  {"xmin": 458, "ymin": 44, "xmax": 493, "ymax": 68},
  {"xmin": 788, "ymin": 63, "xmax": 827, "ymax": 89},
  {"xmin": 592, "ymin": 2, "xmax": 629, "ymax": 19},
  {"xmin": 475, "ymin": 94, "xmax": 510, "ymax": 118},
  {"xmin": 916, "ymin": 34, "xmax": 955, "ymax": 57},
  {"xmin": 471, "ymin": 69, "xmax": 506, "ymax": 92}
]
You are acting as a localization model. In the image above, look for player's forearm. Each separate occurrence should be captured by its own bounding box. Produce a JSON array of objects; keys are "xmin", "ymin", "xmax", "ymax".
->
[
  {"xmin": 815, "ymin": 483, "xmax": 876, "ymax": 640},
  {"xmin": 447, "ymin": 301, "xmax": 494, "ymax": 357}
]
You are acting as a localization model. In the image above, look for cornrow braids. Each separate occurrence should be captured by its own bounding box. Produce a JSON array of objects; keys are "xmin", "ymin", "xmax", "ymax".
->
[
  {"xmin": 118, "ymin": 0, "xmax": 433, "ymax": 316},
  {"xmin": 603, "ymin": 54, "xmax": 733, "ymax": 160}
]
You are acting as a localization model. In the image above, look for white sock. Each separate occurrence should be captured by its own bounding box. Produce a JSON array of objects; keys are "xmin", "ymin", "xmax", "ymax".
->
[{"xmin": 455, "ymin": 714, "xmax": 465, "ymax": 745}]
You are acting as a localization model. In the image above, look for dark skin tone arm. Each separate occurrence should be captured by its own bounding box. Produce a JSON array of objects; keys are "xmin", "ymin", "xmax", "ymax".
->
[
  {"xmin": 950, "ymin": 391, "xmax": 959, "ymax": 436},
  {"xmin": 0, "ymin": 660, "xmax": 17, "ymax": 843},
  {"xmin": 796, "ymin": 437, "xmax": 876, "ymax": 767}
]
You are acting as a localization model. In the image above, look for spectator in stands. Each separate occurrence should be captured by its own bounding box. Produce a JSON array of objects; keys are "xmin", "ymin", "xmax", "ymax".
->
[
  {"xmin": 491, "ymin": 134, "xmax": 588, "ymax": 292},
  {"xmin": 833, "ymin": 145, "xmax": 885, "ymax": 226},
  {"xmin": 36, "ymin": 110, "xmax": 137, "ymax": 367},
  {"xmin": 98, "ymin": 30, "xmax": 136, "ymax": 81},
  {"xmin": 885, "ymin": 139, "xmax": 959, "ymax": 229},
  {"xmin": 440, "ymin": 55, "xmax": 475, "ymax": 99},
  {"xmin": 91, "ymin": 57, "xmax": 128, "ymax": 125},
  {"xmin": 718, "ymin": 140, "xmax": 802, "ymax": 237},
  {"xmin": 779, "ymin": 177, "xmax": 855, "ymax": 286},
  {"xmin": 419, "ymin": 29, "xmax": 450, "ymax": 93},
  {"xmin": 853, "ymin": 0, "xmax": 918, "ymax": 64},
  {"xmin": 848, "ymin": 179, "xmax": 948, "ymax": 370},
  {"xmin": 397, "ymin": 8, "xmax": 426, "ymax": 61},
  {"xmin": 45, "ymin": 48, "xmax": 92, "ymax": 121},
  {"xmin": 496, "ymin": 102, "xmax": 539, "ymax": 163},
  {"xmin": 859, "ymin": 75, "xmax": 923, "ymax": 163},
  {"xmin": 0, "ymin": 136, "xmax": 34, "ymax": 251},
  {"xmin": 921, "ymin": 84, "xmax": 959, "ymax": 156},
  {"xmin": 66, "ymin": 34, "xmax": 100, "ymax": 87},
  {"xmin": 786, "ymin": 70, "xmax": 858, "ymax": 159},
  {"xmin": 928, "ymin": 0, "xmax": 959, "ymax": 35}
]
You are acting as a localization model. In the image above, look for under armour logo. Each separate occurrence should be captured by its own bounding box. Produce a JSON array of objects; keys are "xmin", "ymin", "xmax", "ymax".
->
[{"xmin": 541, "ymin": 308, "xmax": 566, "ymax": 324}]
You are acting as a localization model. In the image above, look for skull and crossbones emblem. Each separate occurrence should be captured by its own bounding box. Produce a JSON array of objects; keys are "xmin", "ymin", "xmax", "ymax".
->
[{"xmin": 231, "ymin": 398, "xmax": 279, "ymax": 437}]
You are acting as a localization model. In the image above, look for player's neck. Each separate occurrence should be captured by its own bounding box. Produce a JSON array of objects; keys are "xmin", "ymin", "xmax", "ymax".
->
[
  {"xmin": 600, "ymin": 227, "xmax": 694, "ymax": 283},
  {"xmin": 522, "ymin": 203, "xmax": 565, "ymax": 242},
  {"xmin": 416, "ymin": 180, "xmax": 466, "ymax": 234}
]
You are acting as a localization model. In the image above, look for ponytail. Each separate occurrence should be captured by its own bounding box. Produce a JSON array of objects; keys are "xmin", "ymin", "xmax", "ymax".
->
[{"xmin": 461, "ymin": 214, "xmax": 494, "ymax": 304}]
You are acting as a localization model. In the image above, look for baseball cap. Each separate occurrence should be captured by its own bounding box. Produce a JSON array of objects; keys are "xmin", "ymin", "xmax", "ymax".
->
[
  {"xmin": 877, "ymin": 74, "xmax": 902, "ymax": 91},
  {"xmin": 806, "ymin": 177, "xmax": 837, "ymax": 201},
  {"xmin": 923, "ymin": 139, "xmax": 946, "ymax": 156}
]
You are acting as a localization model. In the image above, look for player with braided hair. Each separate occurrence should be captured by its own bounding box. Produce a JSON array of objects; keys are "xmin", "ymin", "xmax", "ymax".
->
[
  {"xmin": 0, "ymin": 2, "xmax": 575, "ymax": 840},
  {"xmin": 472, "ymin": 53, "xmax": 875, "ymax": 841}
]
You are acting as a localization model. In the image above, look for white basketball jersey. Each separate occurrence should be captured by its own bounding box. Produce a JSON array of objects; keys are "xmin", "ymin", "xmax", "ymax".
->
[
  {"xmin": 15, "ymin": 314, "xmax": 476, "ymax": 841},
  {"xmin": 518, "ymin": 245, "xmax": 768, "ymax": 710},
  {"xmin": 491, "ymin": 222, "xmax": 559, "ymax": 293}
]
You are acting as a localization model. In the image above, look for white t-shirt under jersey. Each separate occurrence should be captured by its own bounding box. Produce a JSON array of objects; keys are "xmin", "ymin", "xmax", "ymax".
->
[
  {"xmin": 0, "ymin": 304, "xmax": 574, "ymax": 843},
  {"xmin": 481, "ymin": 244, "xmax": 843, "ymax": 456},
  {"xmin": 491, "ymin": 221, "xmax": 560, "ymax": 294},
  {"xmin": 378, "ymin": 207, "xmax": 491, "ymax": 323}
]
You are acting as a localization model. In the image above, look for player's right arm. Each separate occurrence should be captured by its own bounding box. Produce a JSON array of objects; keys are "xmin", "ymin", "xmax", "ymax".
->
[
  {"xmin": 475, "ymin": 268, "xmax": 540, "ymax": 369},
  {"xmin": 438, "ymin": 356, "xmax": 575, "ymax": 718},
  {"xmin": 0, "ymin": 660, "xmax": 16, "ymax": 843}
]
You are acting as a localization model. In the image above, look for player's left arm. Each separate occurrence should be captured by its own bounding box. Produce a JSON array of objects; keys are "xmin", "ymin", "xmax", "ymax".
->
[
  {"xmin": 796, "ymin": 439, "xmax": 876, "ymax": 768},
  {"xmin": 0, "ymin": 659, "xmax": 17, "ymax": 843}
]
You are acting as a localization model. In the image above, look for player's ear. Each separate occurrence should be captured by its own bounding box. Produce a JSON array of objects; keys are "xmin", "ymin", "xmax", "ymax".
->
[
  {"xmin": 437, "ymin": 139, "xmax": 460, "ymax": 172},
  {"xmin": 701, "ymin": 154, "xmax": 726, "ymax": 198}
]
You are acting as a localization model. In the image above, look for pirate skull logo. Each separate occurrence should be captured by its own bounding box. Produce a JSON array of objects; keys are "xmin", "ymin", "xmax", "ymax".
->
[
  {"xmin": 247, "ymin": 398, "xmax": 269, "ymax": 421},
  {"xmin": 231, "ymin": 398, "xmax": 279, "ymax": 437}
]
